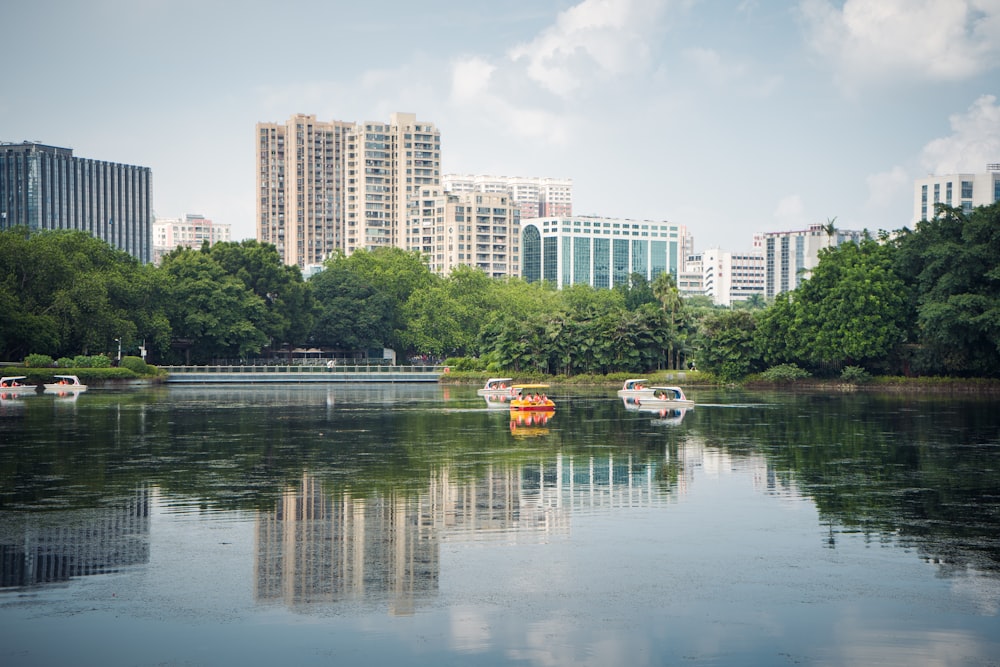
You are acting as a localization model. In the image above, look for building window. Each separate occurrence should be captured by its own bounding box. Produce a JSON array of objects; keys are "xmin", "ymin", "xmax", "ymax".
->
[
  {"xmin": 573, "ymin": 237, "xmax": 591, "ymax": 286},
  {"xmin": 594, "ymin": 237, "xmax": 610, "ymax": 288},
  {"xmin": 521, "ymin": 225, "xmax": 541, "ymax": 282}
]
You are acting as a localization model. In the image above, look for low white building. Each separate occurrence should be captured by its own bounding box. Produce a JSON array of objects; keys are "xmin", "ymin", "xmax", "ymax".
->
[
  {"xmin": 152, "ymin": 214, "xmax": 231, "ymax": 265},
  {"xmin": 520, "ymin": 216, "xmax": 690, "ymax": 289},
  {"xmin": 757, "ymin": 225, "xmax": 863, "ymax": 299},
  {"xmin": 913, "ymin": 164, "xmax": 1000, "ymax": 222},
  {"xmin": 678, "ymin": 254, "xmax": 704, "ymax": 298},
  {"xmin": 694, "ymin": 248, "xmax": 765, "ymax": 306}
]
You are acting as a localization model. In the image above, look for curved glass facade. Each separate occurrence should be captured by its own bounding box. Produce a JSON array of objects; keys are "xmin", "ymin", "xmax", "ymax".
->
[
  {"xmin": 522, "ymin": 223, "xmax": 541, "ymax": 282},
  {"xmin": 521, "ymin": 216, "xmax": 685, "ymax": 289}
]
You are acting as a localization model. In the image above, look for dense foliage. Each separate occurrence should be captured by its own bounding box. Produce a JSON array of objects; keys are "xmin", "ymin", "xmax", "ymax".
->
[{"xmin": 1, "ymin": 201, "xmax": 998, "ymax": 378}]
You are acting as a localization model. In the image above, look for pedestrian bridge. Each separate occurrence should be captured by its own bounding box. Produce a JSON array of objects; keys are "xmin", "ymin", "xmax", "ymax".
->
[{"xmin": 163, "ymin": 364, "xmax": 443, "ymax": 384}]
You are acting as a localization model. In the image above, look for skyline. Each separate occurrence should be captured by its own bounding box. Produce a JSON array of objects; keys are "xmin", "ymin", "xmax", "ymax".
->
[{"xmin": 3, "ymin": 0, "xmax": 999, "ymax": 252}]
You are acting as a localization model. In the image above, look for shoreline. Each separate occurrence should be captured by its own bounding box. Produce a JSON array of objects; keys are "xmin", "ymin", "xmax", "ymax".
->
[{"xmin": 440, "ymin": 373, "xmax": 1000, "ymax": 394}]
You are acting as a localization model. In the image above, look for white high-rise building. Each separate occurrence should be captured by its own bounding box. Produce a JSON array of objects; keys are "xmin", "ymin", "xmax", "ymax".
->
[{"xmin": 913, "ymin": 164, "xmax": 1000, "ymax": 222}]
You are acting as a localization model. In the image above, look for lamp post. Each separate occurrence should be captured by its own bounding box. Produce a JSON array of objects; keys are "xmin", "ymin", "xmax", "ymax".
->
[{"xmin": 114, "ymin": 337, "xmax": 122, "ymax": 365}]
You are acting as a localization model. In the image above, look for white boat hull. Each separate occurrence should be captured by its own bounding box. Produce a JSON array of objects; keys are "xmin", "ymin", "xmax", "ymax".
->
[{"xmin": 43, "ymin": 384, "xmax": 87, "ymax": 393}]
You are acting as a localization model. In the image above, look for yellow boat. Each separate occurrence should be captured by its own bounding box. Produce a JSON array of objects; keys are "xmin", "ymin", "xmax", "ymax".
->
[{"xmin": 508, "ymin": 384, "xmax": 555, "ymax": 411}]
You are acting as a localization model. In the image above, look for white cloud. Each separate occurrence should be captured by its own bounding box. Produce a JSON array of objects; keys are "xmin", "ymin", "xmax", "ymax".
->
[
  {"xmin": 450, "ymin": 57, "xmax": 496, "ymax": 104},
  {"xmin": 920, "ymin": 94, "xmax": 1000, "ymax": 174},
  {"xmin": 681, "ymin": 48, "xmax": 748, "ymax": 85},
  {"xmin": 865, "ymin": 165, "xmax": 911, "ymax": 211},
  {"xmin": 506, "ymin": 0, "xmax": 668, "ymax": 97},
  {"xmin": 445, "ymin": 1, "xmax": 676, "ymax": 147},
  {"xmin": 799, "ymin": 0, "xmax": 1000, "ymax": 87},
  {"xmin": 447, "ymin": 55, "xmax": 575, "ymax": 145}
]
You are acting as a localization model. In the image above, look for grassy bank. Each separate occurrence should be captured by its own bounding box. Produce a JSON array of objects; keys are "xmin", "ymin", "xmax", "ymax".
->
[
  {"xmin": 441, "ymin": 370, "xmax": 1000, "ymax": 393},
  {"xmin": 441, "ymin": 369, "xmax": 714, "ymax": 387},
  {"xmin": 4, "ymin": 367, "xmax": 165, "ymax": 386}
]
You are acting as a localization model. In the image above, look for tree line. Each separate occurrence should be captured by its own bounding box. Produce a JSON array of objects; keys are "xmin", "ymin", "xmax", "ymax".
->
[{"xmin": 1, "ymin": 201, "xmax": 997, "ymax": 378}]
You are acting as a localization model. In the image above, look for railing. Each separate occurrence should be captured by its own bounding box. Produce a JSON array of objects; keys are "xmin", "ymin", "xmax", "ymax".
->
[{"xmin": 163, "ymin": 364, "xmax": 445, "ymax": 374}]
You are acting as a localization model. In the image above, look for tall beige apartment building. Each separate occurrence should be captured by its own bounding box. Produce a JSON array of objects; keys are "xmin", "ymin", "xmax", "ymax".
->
[
  {"xmin": 257, "ymin": 114, "xmax": 353, "ymax": 268},
  {"xmin": 344, "ymin": 113, "xmax": 441, "ymax": 255},
  {"xmin": 257, "ymin": 112, "xmax": 440, "ymax": 267},
  {"xmin": 443, "ymin": 174, "xmax": 572, "ymax": 221},
  {"xmin": 407, "ymin": 187, "xmax": 520, "ymax": 278}
]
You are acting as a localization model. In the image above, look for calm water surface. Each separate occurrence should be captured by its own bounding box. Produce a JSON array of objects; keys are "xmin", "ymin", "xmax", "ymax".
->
[{"xmin": 1, "ymin": 384, "xmax": 998, "ymax": 666}]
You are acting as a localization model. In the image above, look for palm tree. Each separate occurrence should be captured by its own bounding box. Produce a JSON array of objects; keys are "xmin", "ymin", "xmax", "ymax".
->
[
  {"xmin": 652, "ymin": 272, "xmax": 684, "ymax": 369},
  {"xmin": 822, "ymin": 217, "xmax": 838, "ymax": 249}
]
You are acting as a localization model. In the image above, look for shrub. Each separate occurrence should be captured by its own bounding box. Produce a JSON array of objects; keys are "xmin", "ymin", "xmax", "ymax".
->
[
  {"xmin": 443, "ymin": 356, "xmax": 483, "ymax": 372},
  {"xmin": 841, "ymin": 365, "xmax": 872, "ymax": 384},
  {"xmin": 24, "ymin": 353, "xmax": 55, "ymax": 368},
  {"xmin": 120, "ymin": 355, "xmax": 149, "ymax": 375},
  {"xmin": 56, "ymin": 357, "xmax": 75, "ymax": 368},
  {"xmin": 760, "ymin": 363, "xmax": 811, "ymax": 383},
  {"xmin": 73, "ymin": 354, "xmax": 112, "ymax": 368}
]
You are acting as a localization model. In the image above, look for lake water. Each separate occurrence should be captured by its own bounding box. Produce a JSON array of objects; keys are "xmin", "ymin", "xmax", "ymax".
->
[{"xmin": 1, "ymin": 384, "xmax": 999, "ymax": 666}]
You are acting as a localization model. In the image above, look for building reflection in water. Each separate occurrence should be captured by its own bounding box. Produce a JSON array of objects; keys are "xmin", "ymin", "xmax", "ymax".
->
[
  {"xmin": 0, "ymin": 487, "xmax": 151, "ymax": 587},
  {"xmin": 255, "ymin": 475, "xmax": 440, "ymax": 616},
  {"xmin": 254, "ymin": 441, "xmax": 796, "ymax": 614}
]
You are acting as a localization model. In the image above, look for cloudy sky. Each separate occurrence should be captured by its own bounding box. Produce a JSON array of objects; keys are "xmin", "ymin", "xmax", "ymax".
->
[{"xmin": 3, "ymin": 0, "xmax": 999, "ymax": 251}]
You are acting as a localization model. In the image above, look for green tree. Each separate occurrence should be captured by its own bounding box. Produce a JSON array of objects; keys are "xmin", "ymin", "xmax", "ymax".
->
[
  {"xmin": 402, "ymin": 266, "xmax": 498, "ymax": 358},
  {"xmin": 0, "ymin": 228, "xmax": 168, "ymax": 361},
  {"xmin": 325, "ymin": 248, "xmax": 434, "ymax": 353},
  {"xmin": 695, "ymin": 310, "xmax": 758, "ymax": 381},
  {"xmin": 652, "ymin": 272, "xmax": 686, "ymax": 369},
  {"xmin": 159, "ymin": 249, "xmax": 268, "ymax": 363},
  {"xmin": 792, "ymin": 235, "xmax": 908, "ymax": 373},
  {"xmin": 895, "ymin": 203, "xmax": 1000, "ymax": 376},
  {"xmin": 207, "ymin": 240, "xmax": 316, "ymax": 352},
  {"xmin": 754, "ymin": 292, "xmax": 800, "ymax": 367},
  {"xmin": 308, "ymin": 261, "xmax": 395, "ymax": 352},
  {"xmin": 615, "ymin": 272, "xmax": 657, "ymax": 311}
]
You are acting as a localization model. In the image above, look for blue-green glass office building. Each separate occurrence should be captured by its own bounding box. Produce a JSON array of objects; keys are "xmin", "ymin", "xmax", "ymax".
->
[
  {"xmin": 0, "ymin": 141, "xmax": 152, "ymax": 263},
  {"xmin": 521, "ymin": 216, "xmax": 688, "ymax": 289}
]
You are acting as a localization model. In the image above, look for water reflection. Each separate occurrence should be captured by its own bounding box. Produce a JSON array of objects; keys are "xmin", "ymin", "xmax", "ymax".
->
[
  {"xmin": 254, "ymin": 451, "xmax": 672, "ymax": 613},
  {"xmin": 1, "ymin": 386, "xmax": 999, "ymax": 590},
  {"xmin": 0, "ymin": 488, "xmax": 150, "ymax": 587},
  {"xmin": 249, "ymin": 435, "xmax": 811, "ymax": 615},
  {"xmin": 2, "ymin": 386, "xmax": 1000, "ymax": 665}
]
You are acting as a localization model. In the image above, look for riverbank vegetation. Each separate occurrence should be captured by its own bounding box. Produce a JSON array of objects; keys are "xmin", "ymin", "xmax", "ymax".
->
[{"xmin": 1, "ymin": 202, "xmax": 997, "ymax": 382}]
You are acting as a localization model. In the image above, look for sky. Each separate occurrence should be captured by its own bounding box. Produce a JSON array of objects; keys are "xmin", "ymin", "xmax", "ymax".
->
[{"xmin": 3, "ymin": 0, "xmax": 999, "ymax": 252}]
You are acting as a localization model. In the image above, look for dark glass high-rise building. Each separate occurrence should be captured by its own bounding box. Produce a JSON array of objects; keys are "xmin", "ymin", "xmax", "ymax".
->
[{"xmin": 0, "ymin": 141, "xmax": 152, "ymax": 263}]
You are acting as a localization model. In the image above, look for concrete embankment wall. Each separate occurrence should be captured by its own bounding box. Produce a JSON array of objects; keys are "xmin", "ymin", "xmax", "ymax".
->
[{"xmin": 162, "ymin": 365, "xmax": 442, "ymax": 384}]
